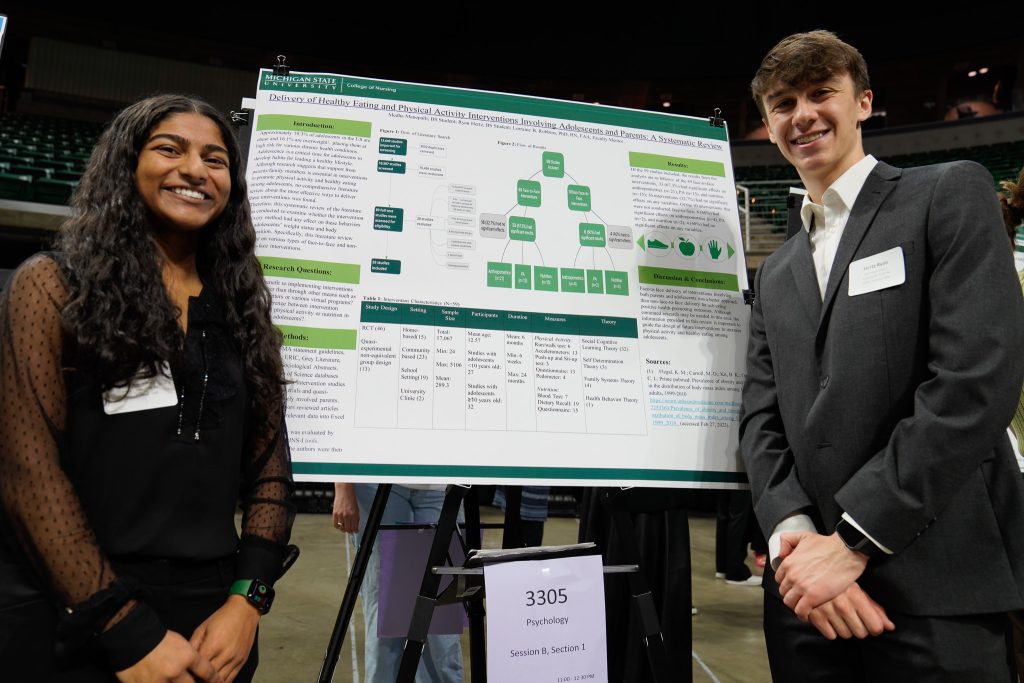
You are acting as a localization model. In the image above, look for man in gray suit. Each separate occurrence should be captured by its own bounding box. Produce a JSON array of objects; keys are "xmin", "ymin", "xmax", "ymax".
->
[{"xmin": 740, "ymin": 30, "xmax": 1024, "ymax": 681}]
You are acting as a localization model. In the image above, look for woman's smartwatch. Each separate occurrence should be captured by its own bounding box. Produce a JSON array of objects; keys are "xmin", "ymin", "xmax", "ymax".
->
[{"xmin": 229, "ymin": 579, "xmax": 275, "ymax": 614}]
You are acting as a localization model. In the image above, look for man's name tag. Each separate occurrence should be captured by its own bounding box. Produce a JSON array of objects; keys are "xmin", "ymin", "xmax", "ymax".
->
[
  {"xmin": 848, "ymin": 246, "xmax": 905, "ymax": 296},
  {"xmin": 102, "ymin": 363, "xmax": 178, "ymax": 415}
]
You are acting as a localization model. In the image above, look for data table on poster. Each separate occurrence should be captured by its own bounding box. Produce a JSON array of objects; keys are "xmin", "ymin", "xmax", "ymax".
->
[{"xmin": 354, "ymin": 302, "xmax": 645, "ymax": 435}]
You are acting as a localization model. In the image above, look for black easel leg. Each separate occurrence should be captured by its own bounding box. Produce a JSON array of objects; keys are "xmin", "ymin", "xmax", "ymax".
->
[
  {"xmin": 609, "ymin": 505, "xmax": 673, "ymax": 683},
  {"xmin": 502, "ymin": 486, "xmax": 524, "ymax": 548},
  {"xmin": 396, "ymin": 485, "xmax": 468, "ymax": 683},
  {"xmin": 669, "ymin": 507, "xmax": 693, "ymax": 683},
  {"xmin": 463, "ymin": 487, "xmax": 487, "ymax": 683},
  {"xmin": 317, "ymin": 483, "xmax": 392, "ymax": 683}
]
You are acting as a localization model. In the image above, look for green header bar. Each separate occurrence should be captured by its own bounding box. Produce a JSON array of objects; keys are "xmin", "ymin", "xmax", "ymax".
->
[
  {"xmin": 503, "ymin": 310, "xmax": 533, "ymax": 333},
  {"xmin": 256, "ymin": 114, "xmax": 371, "ymax": 138},
  {"xmin": 402, "ymin": 304, "xmax": 434, "ymax": 326},
  {"xmin": 360, "ymin": 301, "xmax": 402, "ymax": 324},
  {"xmin": 259, "ymin": 256, "xmax": 360, "ymax": 284},
  {"xmin": 293, "ymin": 461, "xmax": 748, "ymax": 484},
  {"xmin": 278, "ymin": 325, "xmax": 357, "ymax": 350},
  {"xmin": 638, "ymin": 266, "xmax": 739, "ymax": 292},
  {"xmin": 359, "ymin": 301, "xmax": 638, "ymax": 339},
  {"xmin": 437, "ymin": 307, "xmax": 465, "ymax": 328},
  {"xmin": 466, "ymin": 309, "xmax": 505, "ymax": 331},
  {"xmin": 259, "ymin": 72, "xmax": 342, "ymax": 94},
  {"xmin": 628, "ymin": 152, "xmax": 726, "ymax": 177},
  {"xmin": 533, "ymin": 312, "xmax": 580, "ymax": 335},
  {"xmin": 258, "ymin": 70, "xmax": 727, "ymax": 142}
]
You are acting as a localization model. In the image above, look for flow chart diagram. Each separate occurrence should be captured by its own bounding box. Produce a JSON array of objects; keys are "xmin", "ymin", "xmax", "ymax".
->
[{"xmin": 479, "ymin": 151, "xmax": 634, "ymax": 296}]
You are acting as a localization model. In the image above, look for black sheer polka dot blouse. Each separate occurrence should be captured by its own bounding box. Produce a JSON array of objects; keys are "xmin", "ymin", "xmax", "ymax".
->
[{"xmin": 0, "ymin": 254, "xmax": 294, "ymax": 667}]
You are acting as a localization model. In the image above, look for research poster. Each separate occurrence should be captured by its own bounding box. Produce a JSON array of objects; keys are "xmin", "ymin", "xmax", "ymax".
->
[{"xmin": 246, "ymin": 70, "xmax": 749, "ymax": 487}]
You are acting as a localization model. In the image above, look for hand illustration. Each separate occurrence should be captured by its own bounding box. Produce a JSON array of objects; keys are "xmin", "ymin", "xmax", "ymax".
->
[{"xmin": 708, "ymin": 240, "xmax": 722, "ymax": 260}]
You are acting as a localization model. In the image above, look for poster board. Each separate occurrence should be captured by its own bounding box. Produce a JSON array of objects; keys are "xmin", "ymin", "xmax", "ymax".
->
[{"xmin": 246, "ymin": 70, "xmax": 749, "ymax": 488}]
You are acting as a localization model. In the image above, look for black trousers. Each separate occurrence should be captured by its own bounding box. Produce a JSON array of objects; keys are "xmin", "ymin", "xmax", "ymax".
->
[
  {"xmin": 715, "ymin": 490, "xmax": 765, "ymax": 580},
  {"xmin": 763, "ymin": 590, "xmax": 1015, "ymax": 683},
  {"xmin": 0, "ymin": 556, "xmax": 258, "ymax": 682}
]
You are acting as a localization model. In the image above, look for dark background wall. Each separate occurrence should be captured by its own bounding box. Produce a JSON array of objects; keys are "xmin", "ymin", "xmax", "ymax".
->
[{"xmin": 2, "ymin": 5, "xmax": 1022, "ymax": 137}]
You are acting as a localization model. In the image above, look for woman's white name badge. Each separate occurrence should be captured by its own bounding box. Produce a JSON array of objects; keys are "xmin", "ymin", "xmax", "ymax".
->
[
  {"xmin": 102, "ymin": 363, "xmax": 178, "ymax": 415},
  {"xmin": 848, "ymin": 246, "xmax": 905, "ymax": 296}
]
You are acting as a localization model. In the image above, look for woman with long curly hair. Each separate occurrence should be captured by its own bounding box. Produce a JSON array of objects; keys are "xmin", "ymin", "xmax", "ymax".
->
[{"xmin": 0, "ymin": 94, "xmax": 294, "ymax": 682}]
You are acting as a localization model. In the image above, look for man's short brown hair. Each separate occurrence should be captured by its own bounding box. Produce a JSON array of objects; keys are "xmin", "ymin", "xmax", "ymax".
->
[{"xmin": 751, "ymin": 30, "xmax": 870, "ymax": 119}]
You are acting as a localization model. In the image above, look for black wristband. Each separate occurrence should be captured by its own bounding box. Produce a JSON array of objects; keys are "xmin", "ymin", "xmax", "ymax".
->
[
  {"xmin": 55, "ymin": 577, "xmax": 149, "ymax": 663},
  {"xmin": 92, "ymin": 602, "xmax": 167, "ymax": 672},
  {"xmin": 835, "ymin": 517, "xmax": 884, "ymax": 560}
]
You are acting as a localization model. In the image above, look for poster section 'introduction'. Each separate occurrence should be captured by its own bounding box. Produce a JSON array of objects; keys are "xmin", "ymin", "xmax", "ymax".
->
[{"xmin": 246, "ymin": 71, "xmax": 749, "ymax": 487}]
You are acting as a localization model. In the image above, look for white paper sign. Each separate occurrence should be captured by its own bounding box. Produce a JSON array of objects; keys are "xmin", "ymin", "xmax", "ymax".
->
[
  {"xmin": 484, "ymin": 555, "xmax": 607, "ymax": 683},
  {"xmin": 848, "ymin": 246, "xmax": 905, "ymax": 296}
]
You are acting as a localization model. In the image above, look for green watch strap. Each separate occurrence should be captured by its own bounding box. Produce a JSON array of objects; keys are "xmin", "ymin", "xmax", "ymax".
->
[{"xmin": 229, "ymin": 578, "xmax": 274, "ymax": 614}]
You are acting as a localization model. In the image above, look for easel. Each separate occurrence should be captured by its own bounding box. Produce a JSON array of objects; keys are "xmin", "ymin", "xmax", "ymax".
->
[
  {"xmin": 595, "ymin": 487, "xmax": 693, "ymax": 683},
  {"xmin": 316, "ymin": 483, "xmax": 487, "ymax": 683},
  {"xmin": 317, "ymin": 484, "xmax": 676, "ymax": 683}
]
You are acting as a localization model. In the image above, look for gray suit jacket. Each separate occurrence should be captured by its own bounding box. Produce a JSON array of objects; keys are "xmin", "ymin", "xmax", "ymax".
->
[{"xmin": 740, "ymin": 160, "xmax": 1024, "ymax": 616}]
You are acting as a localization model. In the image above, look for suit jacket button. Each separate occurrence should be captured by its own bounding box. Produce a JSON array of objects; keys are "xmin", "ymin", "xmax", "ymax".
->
[{"xmin": 820, "ymin": 375, "xmax": 830, "ymax": 389}]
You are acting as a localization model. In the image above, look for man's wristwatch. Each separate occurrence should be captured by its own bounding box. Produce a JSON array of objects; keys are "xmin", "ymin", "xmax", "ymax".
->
[
  {"xmin": 229, "ymin": 579, "xmax": 275, "ymax": 615},
  {"xmin": 835, "ymin": 518, "xmax": 883, "ymax": 560}
]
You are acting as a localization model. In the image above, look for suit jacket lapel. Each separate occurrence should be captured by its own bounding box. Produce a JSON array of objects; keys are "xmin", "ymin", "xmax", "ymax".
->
[
  {"xmin": 817, "ymin": 162, "xmax": 902, "ymax": 336},
  {"xmin": 789, "ymin": 227, "xmax": 822, "ymax": 326}
]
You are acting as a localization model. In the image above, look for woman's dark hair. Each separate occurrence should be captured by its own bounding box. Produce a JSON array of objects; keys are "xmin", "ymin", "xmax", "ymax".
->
[{"xmin": 58, "ymin": 94, "xmax": 285, "ymax": 423}]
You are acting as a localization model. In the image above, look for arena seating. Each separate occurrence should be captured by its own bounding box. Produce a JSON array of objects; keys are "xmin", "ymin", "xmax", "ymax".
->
[{"xmin": 0, "ymin": 112, "xmax": 101, "ymax": 204}]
